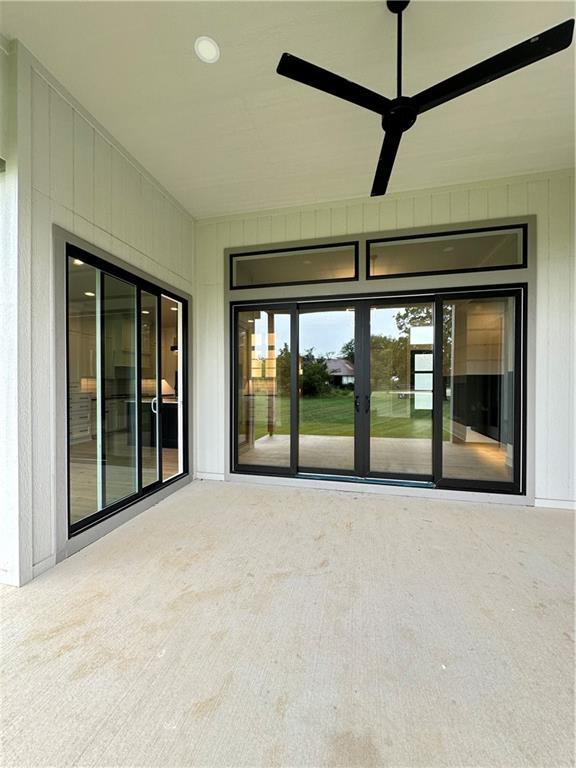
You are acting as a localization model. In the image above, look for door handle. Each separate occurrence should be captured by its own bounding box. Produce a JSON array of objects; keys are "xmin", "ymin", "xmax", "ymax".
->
[
  {"xmin": 365, "ymin": 395, "xmax": 371, "ymax": 414},
  {"xmin": 354, "ymin": 395, "xmax": 360, "ymax": 413},
  {"xmin": 151, "ymin": 396, "xmax": 158, "ymax": 414}
]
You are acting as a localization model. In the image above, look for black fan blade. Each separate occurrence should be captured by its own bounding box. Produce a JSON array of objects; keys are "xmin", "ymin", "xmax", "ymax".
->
[
  {"xmin": 371, "ymin": 131, "xmax": 402, "ymax": 196},
  {"xmin": 277, "ymin": 53, "xmax": 391, "ymax": 115},
  {"xmin": 413, "ymin": 19, "xmax": 575, "ymax": 114}
]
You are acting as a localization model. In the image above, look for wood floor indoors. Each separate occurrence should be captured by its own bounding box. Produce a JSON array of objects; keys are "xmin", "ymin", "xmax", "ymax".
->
[{"xmin": 1, "ymin": 481, "xmax": 573, "ymax": 767}]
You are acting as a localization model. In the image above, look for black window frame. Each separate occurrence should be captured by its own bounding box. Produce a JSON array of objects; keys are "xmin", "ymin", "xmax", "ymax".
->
[
  {"xmin": 366, "ymin": 223, "xmax": 528, "ymax": 281},
  {"xmin": 229, "ymin": 241, "xmax": 360, "ymax": 291},
  {"xmin": 230, "ymin": 283, "xmax": 526, "ymax": 496},
  {"xmin": 66, "ymin": 242, "xmax": 190, "ymax": 537}
]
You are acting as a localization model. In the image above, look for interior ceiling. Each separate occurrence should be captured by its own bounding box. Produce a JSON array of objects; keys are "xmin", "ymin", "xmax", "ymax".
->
[{"xmin": 1, "ymin": 1, "xmax": 574, "ymax": 219}]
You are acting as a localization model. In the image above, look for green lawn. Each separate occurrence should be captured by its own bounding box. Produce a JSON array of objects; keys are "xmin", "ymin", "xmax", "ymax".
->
[{"xmin": 246, "ymin": 391, "xmax": 449, "ymax": 440}]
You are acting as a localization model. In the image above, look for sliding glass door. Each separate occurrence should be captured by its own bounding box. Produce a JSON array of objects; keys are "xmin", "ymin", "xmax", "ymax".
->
[
  {"xmin": 298, "ymin": 306, "xmax": 356, "ymax": 473},
  {"xmin": 235, "ymin": 308, "xmax": 292, "ymax": 469},
  {"xmin": 233, "ymin": 288, "xmax": 524, "ymax": 494},
  {"xmin": 368, "ymin": 302, "xmax": 434, "ymax": 479},
  {"xmin": 67, "ymin": 245, "xmax": 188, "ymax": 534},
  {"xmin": 437, "ymin": 294, "xmax": 519, "ymax": 490}
]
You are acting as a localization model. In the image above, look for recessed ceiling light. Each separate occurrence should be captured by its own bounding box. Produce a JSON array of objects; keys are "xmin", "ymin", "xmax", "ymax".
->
[
  {"xmin": 84, "ymin": 291, "xmax": 95, "ymax": 297},
  {"xmin": 73, "ymin": 258, "xmax": 84, "ymax": 265},
  {"xmin": 194, "ymin": 36, "xmax": 220, "ymax": 64},
  {"xmin": 443, "ymin": 246, "xmax": 455, "ymax": 253},
  {"xmin": 170, "ymin": 306, "xmax": 178, "ymax": 311},
  {"xmin": 142, "ymin": 310, "xmax": 150, "ymax": 315}
]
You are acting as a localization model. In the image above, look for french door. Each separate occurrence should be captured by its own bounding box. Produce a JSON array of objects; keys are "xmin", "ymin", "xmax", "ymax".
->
[
  {"xmin": 67, "ymin": 244, "xmax": 188, "ymax": 534},
  {"xmin": 233, "ymin": 287, "xmax": 524, "ymax": 494}
]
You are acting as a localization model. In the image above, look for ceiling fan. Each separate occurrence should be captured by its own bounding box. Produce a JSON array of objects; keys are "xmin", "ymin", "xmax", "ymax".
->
[{"xmin": 277, "ymin": 3, "xmax": 574, "ymax": 196}]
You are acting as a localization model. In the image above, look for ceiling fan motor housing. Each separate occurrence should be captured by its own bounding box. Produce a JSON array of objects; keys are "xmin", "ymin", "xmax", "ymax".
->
[{"xmin": 381, "ymin": 97, "xmax": 417, "ymax": 133}]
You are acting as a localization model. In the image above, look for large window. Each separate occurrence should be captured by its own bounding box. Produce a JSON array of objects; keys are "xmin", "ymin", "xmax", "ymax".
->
[
  {"xmin": 231, "ymin": 242, "xmax": 358, "ymax": 289},
  {"xmin": 367, "ymin": 225, "xmax": 526, "ymax": 280},
  {"xmin": 67, "ymin": 244, "xmax": 188, "ymax": 534},
  {"xmin": 232, "ymin": 288, "xmax": 524, "ymax": 494}
]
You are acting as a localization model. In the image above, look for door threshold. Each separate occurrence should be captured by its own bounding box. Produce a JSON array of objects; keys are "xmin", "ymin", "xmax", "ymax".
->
[{"xmin": 297, "ymin": 472, "xmax": 434, "ymax": 488}]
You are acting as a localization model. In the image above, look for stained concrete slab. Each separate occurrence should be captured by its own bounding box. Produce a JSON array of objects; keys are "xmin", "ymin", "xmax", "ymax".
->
[{"xmin": 1, "ymin": 481, "xmax": 573, "ymax": 767}]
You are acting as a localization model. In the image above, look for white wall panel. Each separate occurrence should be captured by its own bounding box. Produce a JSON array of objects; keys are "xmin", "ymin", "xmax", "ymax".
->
[
  {"xmin": 431, "ymin": 191, "xmax": 450, "ymax": 224},
  {"xmin": 31, "ymin": 71, "xmax": 49, "ymax": 196},
  {"xmin": 397, "ymin": 196, "xmax": 415, "ymax": 229},
  {"xmin": 31, "ymin": 189, "xmax": 53, "ymax": 566},
  {"xmin": 6, "ymin": 42, "xmax": 196, "ymax": 584},
  {"xmin": 49, "ymin": 89, "xmax": 73, "ymax": 209},
  {"xmin": 195, "ymin": 170, "xmax": 575, "ymax": 507},
  {"xmin": 94, "ymin": 133, "xmax": 112, "ymax": 233},
  {"xmin": 73, "ymin": 112, "xmax": 94, "ymax": 222}
]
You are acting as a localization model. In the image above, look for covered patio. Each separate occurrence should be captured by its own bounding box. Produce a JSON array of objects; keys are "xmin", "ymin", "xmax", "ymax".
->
[{"xmin": 2, "ymin": 480, "xmax": 572, "ymax": 766}]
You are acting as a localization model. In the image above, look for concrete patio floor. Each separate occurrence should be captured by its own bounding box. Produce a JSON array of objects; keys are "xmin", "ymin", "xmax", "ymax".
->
[{"xmin": 1, "ymin": 480, "xmax": 573, "ymax": 767}]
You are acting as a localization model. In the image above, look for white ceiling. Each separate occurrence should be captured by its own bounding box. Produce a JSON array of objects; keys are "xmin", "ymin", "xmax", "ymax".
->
[{"xmin": 1, "ymin": 1, "xmax": 574, "ymax": 219}]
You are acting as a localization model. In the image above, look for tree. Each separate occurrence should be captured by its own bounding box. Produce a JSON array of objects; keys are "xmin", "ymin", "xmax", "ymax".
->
[
  {"xmin": 301, "ymin": 348, "xmax": 331, "ymax": 396},
  {"xmin": 275, "ymin": 343, "xmax": 291, "ymax": 396},
  {"xmin": 340, "ymin": 339, "xmax": 355, "ymax": 364}
]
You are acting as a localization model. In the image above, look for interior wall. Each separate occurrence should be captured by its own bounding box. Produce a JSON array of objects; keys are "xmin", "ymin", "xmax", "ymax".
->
[
  {"xmin": 2, "ymin": 41, "xmax": 195, "ymax": 585},
  {"xmin": 195, "ymin": 169, "xmax": 575, "ymax": 508}
]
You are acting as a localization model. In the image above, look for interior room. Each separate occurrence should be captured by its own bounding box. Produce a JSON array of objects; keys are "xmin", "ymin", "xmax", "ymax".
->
[{"xmin": 0, "ymin": 2, "xmax": 574, "ymax": 766}]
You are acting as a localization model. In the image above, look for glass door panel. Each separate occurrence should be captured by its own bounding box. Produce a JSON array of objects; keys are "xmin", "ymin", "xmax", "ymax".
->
[
  {"xmin": 442, "ymin": 296, "xmax": 516, "ymax": 483},
  {"xmin": 161, "ymin": 295, "xmax": 184, "ymax": 480},
  {"xmin": 67, "ymin": 246, "xmax": 189, "ymax": 534},
  {"xmin": 369, "ymin": 303, "xmax": 434, "ymax": 476},
  {"xmin": 67, "ymin": 258, "xmax": 100, "ymax": 524},
  {"xmin": 298, "ymin": 307, "xmax": 356, "ymax": 472},
  {"xmin": 102, "ymin": 274, "xmax": 138, "ymax": 506},
  {"xmin": 236, "ymin": 309, "xmax": 292, "ymax": 467},
  {"xmin": 141, "ymin": 291, "xmax": 159, "ymax": 488}
]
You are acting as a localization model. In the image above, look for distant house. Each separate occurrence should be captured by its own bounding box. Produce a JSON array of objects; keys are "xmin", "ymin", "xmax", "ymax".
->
[{"xmin": 326, "ymin": 358, "xmax": 355, "ymax": 387}]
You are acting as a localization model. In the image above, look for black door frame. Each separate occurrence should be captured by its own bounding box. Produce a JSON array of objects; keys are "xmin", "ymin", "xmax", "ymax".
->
[
  {"xmin": 231, "ymin": 284, "xmax": 525, "ymax": 495},
  {"xmin": 66, "ymin": 243, "xmax": 189, "ymax": 536},
  {"xmin": 361, "ymin": 297, "xmax": 436, "ymax": 483},
  {"xmin": 433, "ymin": 288, "xmax": 524, "ymax": 494}
]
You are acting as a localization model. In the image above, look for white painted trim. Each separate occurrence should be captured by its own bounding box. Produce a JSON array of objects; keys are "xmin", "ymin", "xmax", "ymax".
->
[
  {"xmin": 535, "ymin": 498, "xmax": 576, "ymax": 511},
  {"xmin": 0, "ymin": 35, "xmax": 11, "ymax": 56},
  {"xmin": 196, "ymin": 472, "xmax": 225, "ymax": 482},
  {"xmin": 32, "ymin": 555, "xmax": 57, "ymax": 579},
  {"xmin": 228, "ymin": 472, "xmax": 534, "ymax": 507}
]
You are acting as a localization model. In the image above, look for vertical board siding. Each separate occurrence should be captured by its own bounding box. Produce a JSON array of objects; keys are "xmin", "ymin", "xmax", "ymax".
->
[
  {"xmin": 31, "ymin": 189, "xmax": 53, "ymax": 565},
  {"xmin": 195, "ymin": 171, "xmax": 575, "ymax": 505},
  {"xmin": 73, "ymin": 112, "xmax": 94, "ymax": 223},
  {"xmin": 547, "ymin": 176, "xmax": 573, "ymax": 501},
  {"xmin": 31, "ymin": 72, "xmax": 49, "ymax": 196},
  {"xmin": 94, "ymin": 133, "xmax": 112, "ymax": 233},
  {"xmin": 27, "ymin": 61, "xmax": 195, "ymax": 572},
  {"xmin": 49, "ymin": 90, "xmax": 73, "ymax": 209}
]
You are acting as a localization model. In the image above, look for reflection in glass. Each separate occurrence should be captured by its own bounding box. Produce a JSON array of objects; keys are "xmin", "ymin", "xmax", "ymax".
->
[
  {"xmin": 370, "ymin": 304, "xmax": 433, "ymax": 475},
  {"xmin": 369, "ymin": 228, "xmax": 524, "ymax": 278},
  {"xmin": 141, "ymin": 291, "xmax": 159, "ymax": 487},
  {"xmin": 237, "ymin": 310, "xmax": 291, "ymax": 466},
  {"xmin": 103, "ymin": 275, "xmax": 138, "ymax": 506},
  {"xmin": 298, "ymin": 309, "xmax": 355, "ymax": 471},
  {"xmin": 442, "ymin": 297, "xmax": 515, "ymax": 482},
  {"xmin": 68, "ymin": 258, "xmax": 100, "ymax": 524},
  {"xmin": 233, "ymin": 244, "xmax": 356, "ymax": 288},
  {"xmin": 161, "ymin": 296, "xmax": 183, "ymax": 480}
]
